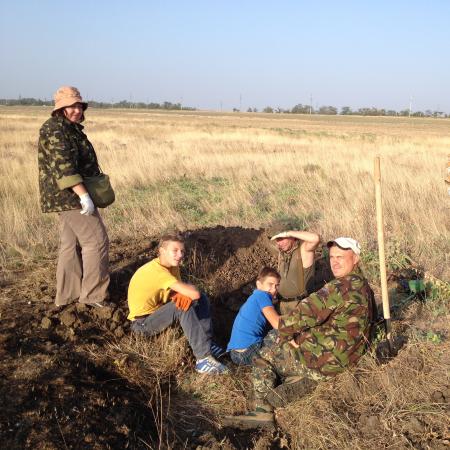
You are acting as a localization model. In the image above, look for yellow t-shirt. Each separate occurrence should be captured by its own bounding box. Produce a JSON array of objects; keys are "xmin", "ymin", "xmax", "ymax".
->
[{"xmin": 127, "ymin": 257, "xmax": 181, "ymax": 320}]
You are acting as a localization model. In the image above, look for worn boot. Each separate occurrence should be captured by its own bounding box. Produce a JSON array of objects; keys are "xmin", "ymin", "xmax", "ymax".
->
[
  {"xmin": 222, "ymin": 401, "xmax": 275, "ymax": 430},
  {"xmin": 266, "ymin": 376, "xmax": 318, "ymax": 408}
]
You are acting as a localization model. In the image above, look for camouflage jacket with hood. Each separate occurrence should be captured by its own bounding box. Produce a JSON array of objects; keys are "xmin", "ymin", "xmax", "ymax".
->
[
  {"xmin": 278, "ymin": 269, "xmax": 376, "ymax": 376},
  {"xmin": 38, "ymin": 114, "xmax": 100, "ymax": 213}
]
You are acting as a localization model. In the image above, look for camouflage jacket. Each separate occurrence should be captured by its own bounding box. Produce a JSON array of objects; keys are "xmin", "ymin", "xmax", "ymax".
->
[
  {"xmin": 37, "ymin": 115, "xmax": 100, "ymax": 213},
  {"xmin": 278, "ymin": 270, "xmax": 376, "ymax": 376}
]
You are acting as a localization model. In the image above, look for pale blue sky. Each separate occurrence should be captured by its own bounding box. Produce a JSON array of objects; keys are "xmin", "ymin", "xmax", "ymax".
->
[{"xmin": 1, "ymin": 1, "xmax": 449, "ymax": 112}]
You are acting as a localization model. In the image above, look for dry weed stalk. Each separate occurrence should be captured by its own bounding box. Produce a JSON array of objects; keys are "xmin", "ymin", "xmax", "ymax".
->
[
  {"xmin": 93, "ymin": 328, "xmax": 251, "ymax": 441},
  {"xmin": 88, "ymin": 329, "xmax": 192, "ymax": 447},
  {"xmin": 179, "ymin": 365, "xmax": 251, "ymax": 417},
  {"xmin": 105, "ymin": 328, "xmax": 189, "ymax": 381}
]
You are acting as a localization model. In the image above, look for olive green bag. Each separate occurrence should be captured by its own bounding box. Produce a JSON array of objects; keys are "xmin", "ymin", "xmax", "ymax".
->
[{"xmin": 83, "ymin": 172, "xmax": 115, "ymax": 208}]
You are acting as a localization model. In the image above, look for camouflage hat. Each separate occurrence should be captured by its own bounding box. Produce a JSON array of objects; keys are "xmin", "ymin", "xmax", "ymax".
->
[
  {"xmin": 266, "ymin": 220, "xmax": 296, "ymax": 239},
  {"xmin": 52, "ymin": 86, "xmax": 88, "ymax": 114}
]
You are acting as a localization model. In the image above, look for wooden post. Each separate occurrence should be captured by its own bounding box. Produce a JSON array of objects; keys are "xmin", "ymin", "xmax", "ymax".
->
[{"xmin": 374, "ymin": 156, "xmax": 393, "ymax": 352}]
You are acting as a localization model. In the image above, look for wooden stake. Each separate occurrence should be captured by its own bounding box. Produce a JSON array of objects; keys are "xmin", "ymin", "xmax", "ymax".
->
[{"xmin": 374, "ymin": 156, "xmax": 393, "ymax": 352}]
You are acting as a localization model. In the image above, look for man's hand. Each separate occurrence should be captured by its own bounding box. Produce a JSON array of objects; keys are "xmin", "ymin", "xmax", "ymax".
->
[
  {"xmin": 170, "ymin": 292, "xmax": 193, "ymax": 311},
  {"xmin": 270, "ymin": 231, "xmax": 290, "ymax": 241},
  {"xmin": 289, "ymin": 338, "xmax": 299, "ymax": 348},
  {"xmin": 79, "ymin": 193, "xmax": 95, "ymax": 215}
]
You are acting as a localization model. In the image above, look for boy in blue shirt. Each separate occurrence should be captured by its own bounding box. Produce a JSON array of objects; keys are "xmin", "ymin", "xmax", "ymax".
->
[{"xmin": 227, "ymin": 267, "xmax": 281, "ymax": 366}]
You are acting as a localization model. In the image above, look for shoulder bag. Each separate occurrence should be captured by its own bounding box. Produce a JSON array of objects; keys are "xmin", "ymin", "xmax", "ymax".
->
[{"xmin": 83, "ymin": 168, "xmax": 115, "ymax": 208}]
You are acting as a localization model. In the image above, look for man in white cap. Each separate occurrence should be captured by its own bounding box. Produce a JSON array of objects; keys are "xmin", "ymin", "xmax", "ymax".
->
[
  {"xmin": 224, "ymin": 237, "xmax": 377, "ymax": 429},
  {"xmin": 266, "ymin": 221, "xmax": 321, "ymax": 315}
]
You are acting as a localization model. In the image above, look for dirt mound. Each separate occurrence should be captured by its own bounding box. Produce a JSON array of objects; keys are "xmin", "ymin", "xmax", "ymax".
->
[
  {"xmin": 0, "ymin": 226, "xmax": 280, "ymax": 449},
  {"xmin": 1, "ymin": 225, "xmax": 447, "ymax": 449}
]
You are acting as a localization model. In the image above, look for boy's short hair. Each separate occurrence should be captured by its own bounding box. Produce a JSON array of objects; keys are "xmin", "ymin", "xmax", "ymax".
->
[
  {"xmin": 257, "ymin": 266, "xmax": 281, "ymax": 282},
  {"xmin": 158, "ymin": 232, "xmax": 184, "ymax": 250}
]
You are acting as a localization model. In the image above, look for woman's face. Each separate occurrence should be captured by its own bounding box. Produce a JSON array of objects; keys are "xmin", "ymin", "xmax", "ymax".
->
[{"xmin": 63, "ymin": 102, "xmax": 84, "ymax": 123}]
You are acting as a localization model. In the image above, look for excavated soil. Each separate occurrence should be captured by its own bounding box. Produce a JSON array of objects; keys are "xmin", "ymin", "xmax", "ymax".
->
[
  {"xmin": 1, "ymin": 226, "xmax": 301, "ymax": 449},
  {"xmin": 1, "ymin": 226, "xmax": 447, "ymax": 449}
]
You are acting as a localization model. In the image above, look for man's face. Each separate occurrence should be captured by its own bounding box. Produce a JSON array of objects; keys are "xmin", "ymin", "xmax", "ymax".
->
[
  {"xmin": 159, "ymin": 241, "xmax": 185, "ymax": 268},
  {"xmin": 256, "ymin": 276, "xmax": 280, "ymax": 298},
  {"xmin": 275, "ymin": 237, "xmax": 297, "ymax": 252},
  {"xmin": 329, "ymin": 245, "xmax": 359, "ymax": 278},
  {"xmin": 63, "ymin": 102, "xmax": 84, "ymax": 123}
]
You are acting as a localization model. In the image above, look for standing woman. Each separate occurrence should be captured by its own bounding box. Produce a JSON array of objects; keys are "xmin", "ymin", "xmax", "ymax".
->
[{"xmin": 38, "ymin": 86, "xmax": 110, "ymax": 308}]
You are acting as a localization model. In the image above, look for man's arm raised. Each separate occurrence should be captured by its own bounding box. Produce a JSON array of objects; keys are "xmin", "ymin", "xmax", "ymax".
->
[{"xmin": 287, "ymin": 231, "xmax": 320, "ymax": 268}]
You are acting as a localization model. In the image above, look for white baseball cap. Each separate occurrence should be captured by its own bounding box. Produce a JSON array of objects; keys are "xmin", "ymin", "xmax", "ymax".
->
[{"xmin": 326, "ymin": 237, "xmax": 361, "ymax": 255}]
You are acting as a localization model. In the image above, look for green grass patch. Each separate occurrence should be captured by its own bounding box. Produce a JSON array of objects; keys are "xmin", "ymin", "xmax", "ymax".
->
[{"xmin": 124, "ymin": 177, "xmax": 232, "ymax": 225}]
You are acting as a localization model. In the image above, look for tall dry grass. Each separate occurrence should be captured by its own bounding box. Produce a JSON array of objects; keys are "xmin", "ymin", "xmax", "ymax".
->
[
  {"xmin": 277, "ymin": 339, "xmax": 450, "ymax": 449},
  {"xmin": 0, "ymin": 106, "xmax": 448, "ymax": 279}
]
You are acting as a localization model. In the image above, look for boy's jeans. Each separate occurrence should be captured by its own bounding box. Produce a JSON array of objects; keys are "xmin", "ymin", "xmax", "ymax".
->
[
  {"xmin": 131, "ymin": 294, "xmax": 212, "ymax": 359},
  {"xmin": 230, "ymin": 341, "xmax": 263, "ymax": 366}
]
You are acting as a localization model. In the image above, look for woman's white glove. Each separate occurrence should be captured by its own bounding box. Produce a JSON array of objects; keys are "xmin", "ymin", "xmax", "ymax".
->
[{"xmin": 79, "ymin": 193, "xmax": 95, "ymax": 215}]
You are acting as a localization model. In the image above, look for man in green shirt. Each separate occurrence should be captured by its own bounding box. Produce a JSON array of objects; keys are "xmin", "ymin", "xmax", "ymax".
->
[{"xmin": 266, "ymin": 221, "xmax": 321, "ymax": 315}]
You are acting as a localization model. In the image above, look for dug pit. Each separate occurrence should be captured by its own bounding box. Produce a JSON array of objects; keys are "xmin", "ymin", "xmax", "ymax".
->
[{"xmin": 2, "ymin": 226, "xmax": 447, "ymax": 449}]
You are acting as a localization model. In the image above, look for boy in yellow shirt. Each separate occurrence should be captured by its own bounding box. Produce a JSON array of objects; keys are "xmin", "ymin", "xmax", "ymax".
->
[{"xmin": 127, "ymin": 233, "xmax": 228, "ymax": 374}]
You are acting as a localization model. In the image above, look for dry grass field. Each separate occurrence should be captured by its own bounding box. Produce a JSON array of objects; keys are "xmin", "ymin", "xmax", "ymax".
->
[
  {"xmin": 0, "ymin": 107, "xmax": 449, "ymax": 449},
  {"xmin": 0, "ymin": 106, "xmax": 449, "ymax": 278}
]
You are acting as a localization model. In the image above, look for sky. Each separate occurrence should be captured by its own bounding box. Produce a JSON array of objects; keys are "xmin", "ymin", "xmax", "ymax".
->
[{"xmin": 1, "ymin": 1, "xmax": 450, "ymax": 112}]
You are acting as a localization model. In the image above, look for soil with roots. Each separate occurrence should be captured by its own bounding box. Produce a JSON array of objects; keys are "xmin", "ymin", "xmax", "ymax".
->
[{"xmin": 0, "ymin": 226, "xmax": 448, "ymax": 449}]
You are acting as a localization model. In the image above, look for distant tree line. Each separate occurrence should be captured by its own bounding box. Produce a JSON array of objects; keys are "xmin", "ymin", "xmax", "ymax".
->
[
  {"xmin": 251, "ymin": 103, "xmax": 448, "ymax": 118},
  {"xmin": 0, "ymin": 97, "xmax": 447, "ymax": 117},
  {"xmin": 0, "ymin": 98, "xmax": 196, "ymax": 111}
]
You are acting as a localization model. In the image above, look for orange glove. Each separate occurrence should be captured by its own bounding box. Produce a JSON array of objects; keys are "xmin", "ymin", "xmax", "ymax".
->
[{"xmin": 170, "ymin": 292, "xmax": 193, "ymax": 311}]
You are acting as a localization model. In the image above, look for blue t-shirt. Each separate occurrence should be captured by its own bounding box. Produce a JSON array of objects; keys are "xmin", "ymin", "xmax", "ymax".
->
[{"xmin": 227, "ymin": 289, "xmax": 274, "ymax": 351}]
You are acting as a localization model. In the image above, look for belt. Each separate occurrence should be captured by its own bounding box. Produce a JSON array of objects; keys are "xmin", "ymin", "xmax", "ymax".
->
[{"xmin": 279, "ymin": 295, "xmax": 305, "ymax": 303}]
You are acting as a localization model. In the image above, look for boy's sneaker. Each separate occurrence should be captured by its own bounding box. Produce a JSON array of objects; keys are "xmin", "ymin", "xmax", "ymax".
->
[
  {"xmin": 195, "ymin": 355, "xmax": 229, "ymax": 374},
  {"xmin": 210, "ymin": 342, "xmax": 226, "ymax": 358}
]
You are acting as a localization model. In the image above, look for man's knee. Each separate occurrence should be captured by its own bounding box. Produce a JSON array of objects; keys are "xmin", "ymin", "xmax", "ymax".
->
[
  {"xmin": 257, "ymin": 330, "xmax": 278, "ymax": 358},
  {"xmin": 252, "ymin": 356, "xmax": 271, "ymax": 369},
  {"xmin": 252, "ymin": 358, "xmax": 278, "ymax": 390},
  {"xmin": 190, "ymin": 293, "xmax": 211, "ymax": 320}
]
